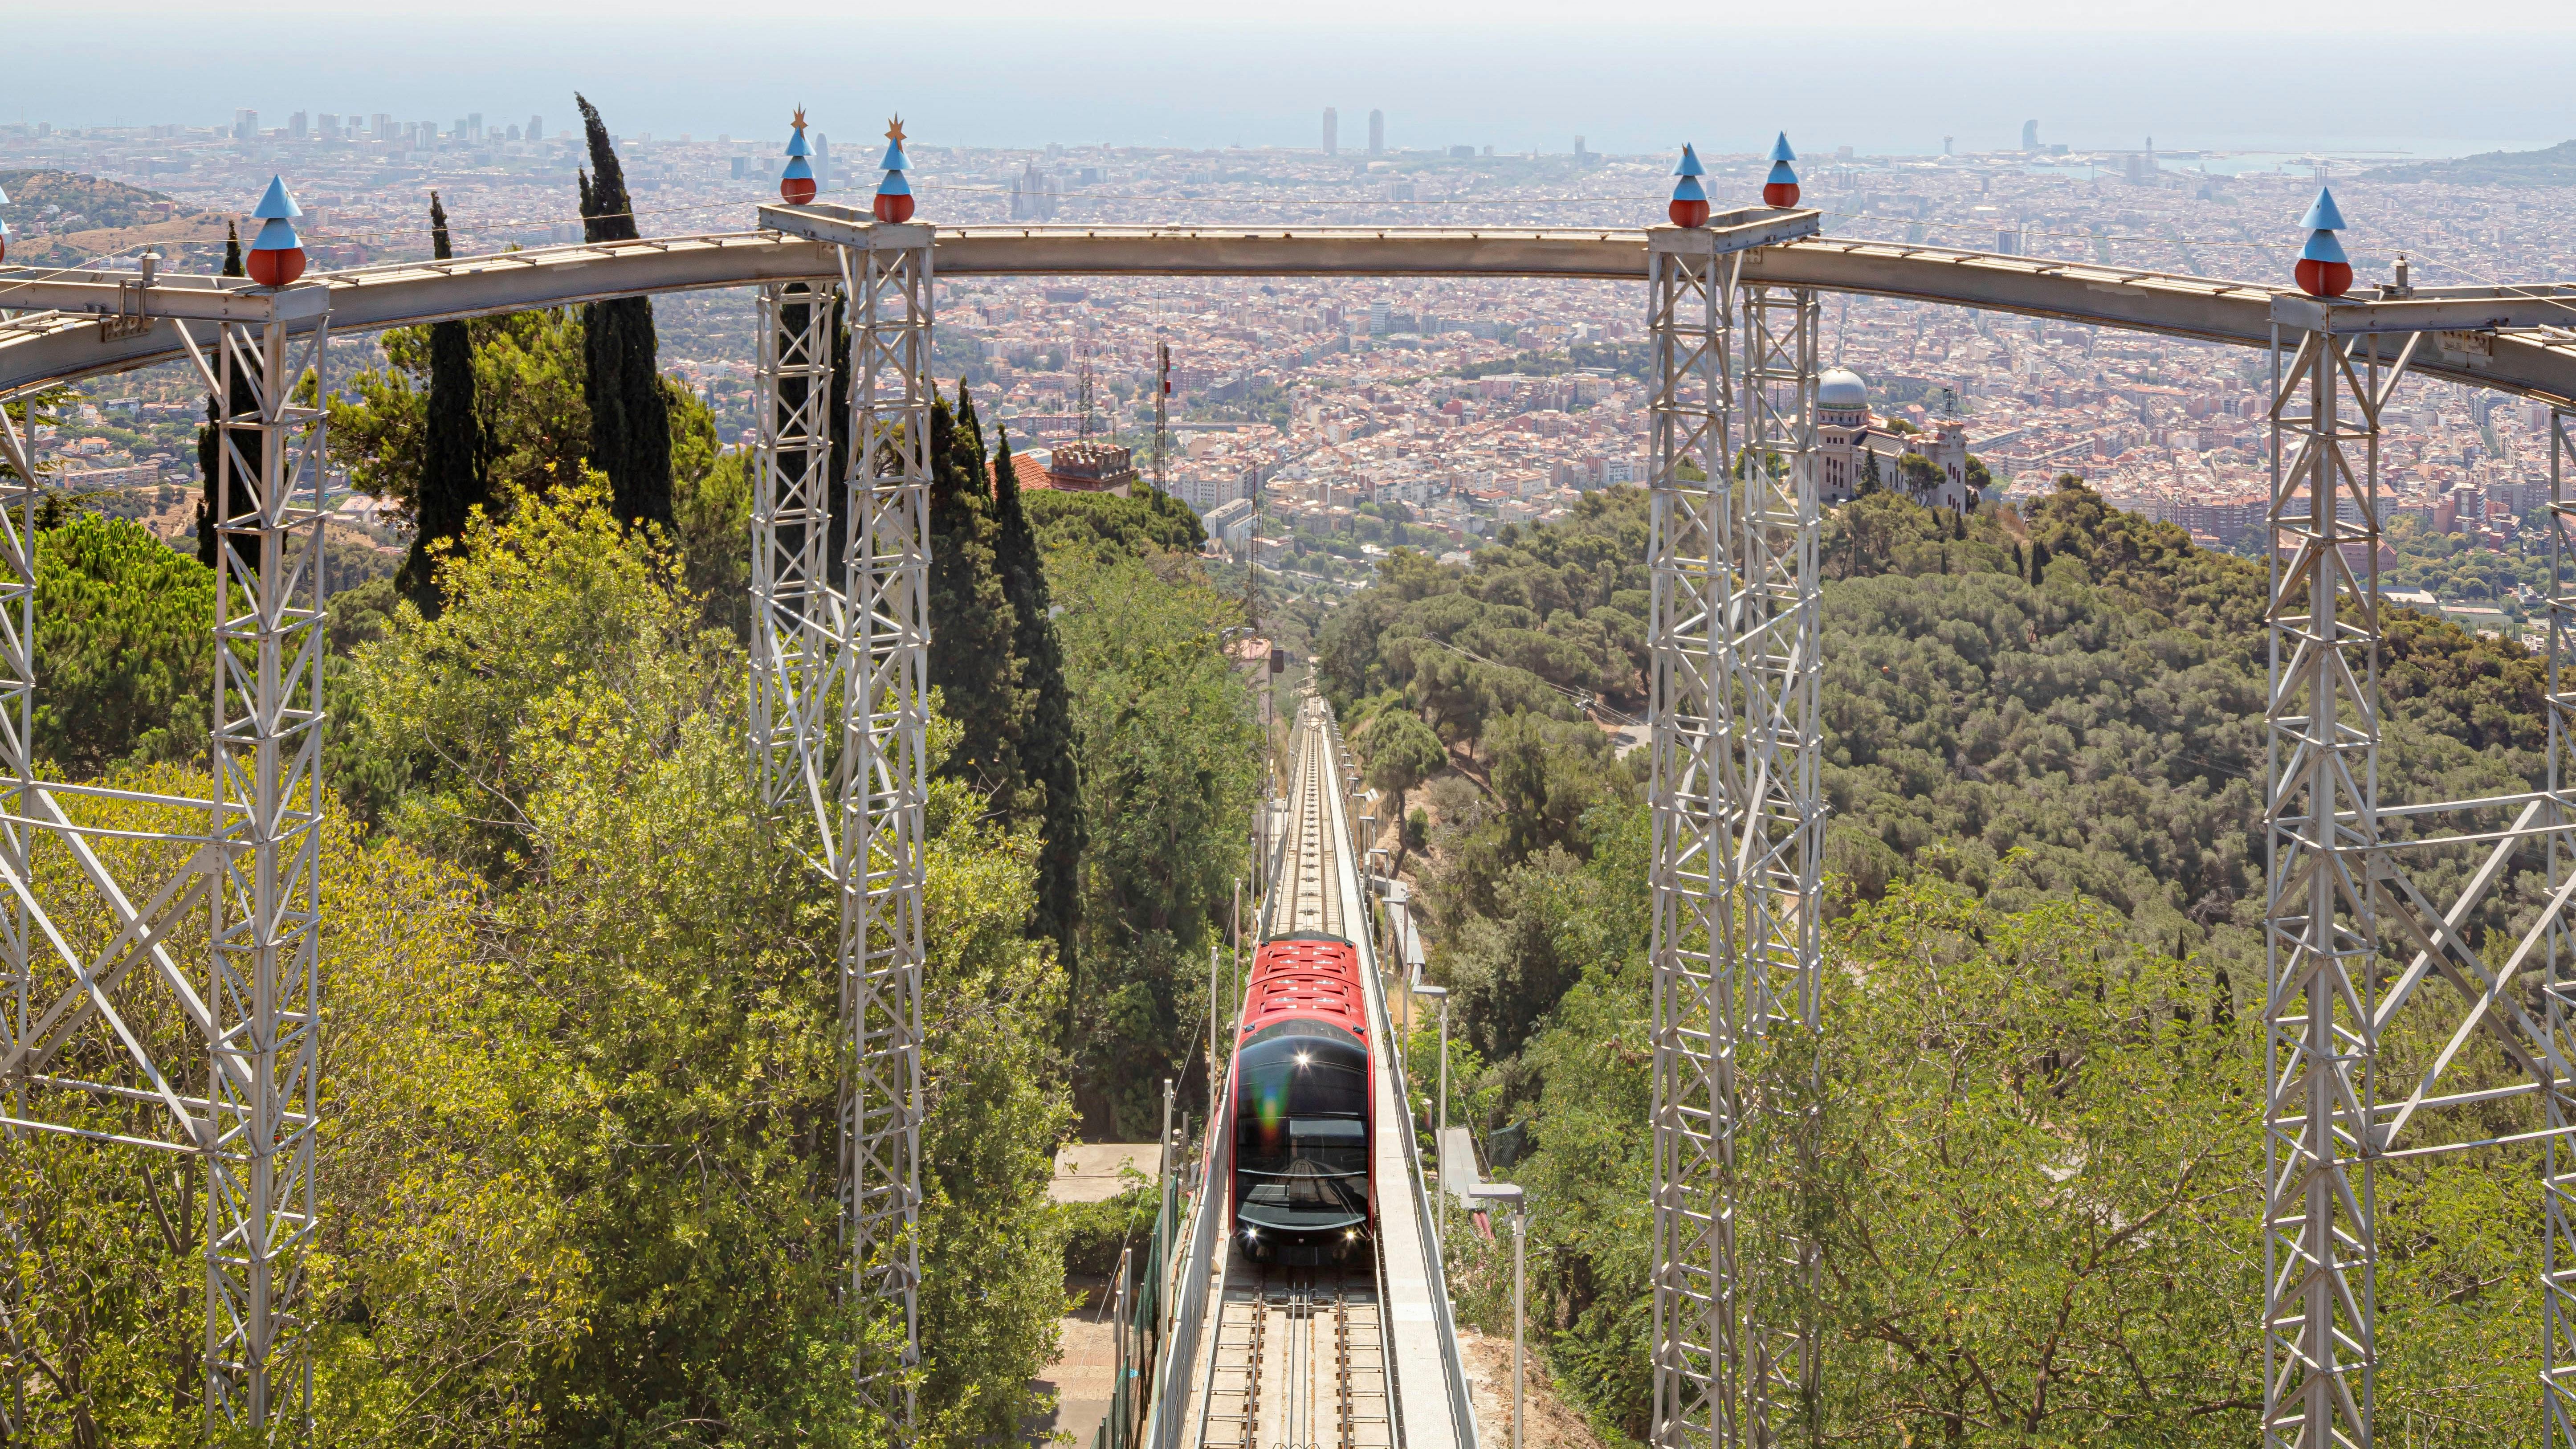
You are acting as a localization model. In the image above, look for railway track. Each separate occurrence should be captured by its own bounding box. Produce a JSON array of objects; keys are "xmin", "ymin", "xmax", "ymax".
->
[
  {"xmin": 1267, "ymin": 699, "xmax": 1344, "ymax": 943},
  {"xmin": 1199, "ymin": 1261, "xmax": 1394, "ymax": 1449},
  {"xmin": 1190, "ymin": 702, "xmax": 1397, "ymax": 1449}
]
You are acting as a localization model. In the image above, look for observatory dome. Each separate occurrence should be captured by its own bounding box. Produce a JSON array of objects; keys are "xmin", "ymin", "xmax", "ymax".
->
[{"xmin": 1817, "ymin": 367, "xmax": 1868, "ymax": 411}]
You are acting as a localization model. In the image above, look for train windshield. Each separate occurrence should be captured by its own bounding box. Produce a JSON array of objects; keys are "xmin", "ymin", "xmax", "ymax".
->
[{"xmin": 1235, "ymin": 1024, "xmax": 1369, "ymax": 1231}]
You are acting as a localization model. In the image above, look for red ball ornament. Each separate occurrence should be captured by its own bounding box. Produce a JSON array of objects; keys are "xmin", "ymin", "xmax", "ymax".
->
[
  {"xmin": 0, "ymin": 237, "xmax": 8, "ymax": 265},
  {"xmin": 2295, "ymin": 257, "xmax": 2353, "ymax": 299},
  {"xmin": 247, "ymin": 246, "xmax": 306, "ymax": 288},
  {"xmin": 873, "ymin": 192, "xmax": 914, "ymax": 224},
  {"xmin": 780, "ymin": 176, "xmax": 817, "ymax": 204},
  {"xmin": 1668, "ymin": 197, "xmax": 1709, "ymax": 228},
  {"xmin": 1763, "ymin": 182, "xmax": 1800, "ymax": 208}
]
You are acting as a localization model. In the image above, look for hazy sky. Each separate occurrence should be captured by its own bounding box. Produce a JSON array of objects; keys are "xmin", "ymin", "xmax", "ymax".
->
[
  {"xmin": 92, "ymin": 0, "xmax": 2576, "ymax": 24},
  {"xmin": 15, "ymin": 8, "xmax": 2574, "ymax": 159}
]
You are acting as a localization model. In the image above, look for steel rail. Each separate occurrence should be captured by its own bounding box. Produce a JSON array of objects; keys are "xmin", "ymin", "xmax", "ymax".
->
[{"xmin": 7, "ymin": 226, "xmax": 2576, "ymax": 401}]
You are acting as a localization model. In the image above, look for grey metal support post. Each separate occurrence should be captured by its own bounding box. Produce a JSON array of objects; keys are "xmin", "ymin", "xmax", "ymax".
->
[
  {"xmin": 1512, "ymin": 1206, "xmax": 1526, "ymax": 1449},
  {"xmin": 1470, "ymin": 1181, "xmax": 1528, "ymax": 1449}
]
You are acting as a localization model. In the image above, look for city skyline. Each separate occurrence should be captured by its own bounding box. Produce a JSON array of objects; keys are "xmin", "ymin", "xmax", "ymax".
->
[{"xmin": 8, "ymin": 21, "xmax": 2572, "ymax": 158}]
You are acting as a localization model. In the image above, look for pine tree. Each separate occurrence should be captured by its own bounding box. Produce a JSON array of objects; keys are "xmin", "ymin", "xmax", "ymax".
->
[
  {"xmin": 985, "ymin": 411, "xmax": 1086, "ymax": 972},
  {"xmin": 925, "ymin": 393, "xmax": 1026, "ymax": 800},
  {"xmin": 401, "ymin": 192, "xmax": 488, "ymax": 614},
  {"xmin": 194, "ymin": 223, "xmax": 257, "ymax": 570},
  {"xmin": 574, "ymin": 94, "xmax": 673, "ymax": 530}
]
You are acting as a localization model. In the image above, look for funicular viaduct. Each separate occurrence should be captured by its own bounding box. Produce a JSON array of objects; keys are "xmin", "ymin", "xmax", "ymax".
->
[{"xmin": 5, "ymin": 137, "xmax": 2576, "ymax": 1449}]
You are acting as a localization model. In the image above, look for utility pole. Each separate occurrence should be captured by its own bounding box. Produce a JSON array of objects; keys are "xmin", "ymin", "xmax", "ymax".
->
[{"xmin": 1155, "ymin": 340, "xmax": 1171, "ymax": 496}]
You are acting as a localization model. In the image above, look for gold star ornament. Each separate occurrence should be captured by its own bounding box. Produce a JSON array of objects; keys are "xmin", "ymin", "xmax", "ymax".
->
[{"xmin": 885, "ymin": 116, "xmax": 907, "ymax": 147}]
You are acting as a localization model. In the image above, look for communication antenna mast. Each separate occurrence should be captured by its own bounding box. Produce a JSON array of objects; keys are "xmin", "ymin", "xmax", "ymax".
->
[
  {"xmin": 1155, "ymin": 340, "xmax": 1171, "ymax": 495},
  {"xmin": 1076, "ymin": 349, "xmax": 1095, "ymax": 442}
]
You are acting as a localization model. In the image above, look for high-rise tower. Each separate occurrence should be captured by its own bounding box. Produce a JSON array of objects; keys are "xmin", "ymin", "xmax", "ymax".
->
[
  {"xmin": 2020, "ymin": 118, "xmax": 2039, "ymax": 151},
  {"xmin": 1323, "ymin": 107, "xmax": 1337, "ymax": 156},
  {"xmin": 1368, "ymin": 109, "xmax": 1384, "ymax": 156}
]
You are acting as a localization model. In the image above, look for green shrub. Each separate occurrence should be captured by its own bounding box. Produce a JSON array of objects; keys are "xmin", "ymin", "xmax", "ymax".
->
[{"xmin": 1055, "ymin": 1180, "xmax": 1160, "ymax": 1278}]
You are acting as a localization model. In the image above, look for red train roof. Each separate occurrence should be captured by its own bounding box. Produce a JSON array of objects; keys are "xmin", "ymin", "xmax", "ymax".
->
[{"xmin": 1242, "ymin": 936, "xmax": 1368, "ymax": 1041}]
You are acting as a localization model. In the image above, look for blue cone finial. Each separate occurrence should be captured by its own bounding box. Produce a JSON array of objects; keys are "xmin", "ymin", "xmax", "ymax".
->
[
  {"xmin": 252, "ymin": 175, "xmax": 302, "ymax": 221},
  {"xmin": 2298, "ymin": 187, "xmax": 2347, "ymax": 233},
  {"xmin": 1674, "ymin": 143, "xmax": 1705, "ymax": 178},
  {"xmin": 1768, "ymin": 131, "xmax": 1796, "ymax": 164}
]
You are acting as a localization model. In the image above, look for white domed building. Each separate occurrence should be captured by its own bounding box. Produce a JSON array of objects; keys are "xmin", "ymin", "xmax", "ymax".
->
[{"xmin": 1814, "ymin": 366, "xmax": 1974, "ymax": 513}]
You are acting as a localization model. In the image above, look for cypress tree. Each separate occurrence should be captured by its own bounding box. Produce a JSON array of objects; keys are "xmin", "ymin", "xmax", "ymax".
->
[
  {"xmin": 925, "ymin": 392, "xmax": 1025, "ymax": 799},
  {"xmin": 194, "ymin": 223, "xmax": 257, "ymax": 571},
  {"xmin": 984, "ymin": 410, "xmax": 1086, "ymax": 972},
  {"xmin": 573, "ymin": 94, "xmax": 673, "ymax": 530},
  {"xmin": 400, "ymin": 192, "xmax": 488, "ymax": 614}
]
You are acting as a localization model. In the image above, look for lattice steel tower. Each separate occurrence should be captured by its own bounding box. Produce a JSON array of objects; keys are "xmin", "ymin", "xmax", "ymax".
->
[
  {"xmin": 756, "ymin": 197, "xmax": 935, "ymax": 1437},
  {"xmin": 1646, "ymin": 200, "xmax": 1818, "ymax": 1449},
  {"xmin": 2261, "ymin": 285, "xmax": 2576, "ymax": 1449},
  {"xmin": 1, "ymin": 282, "xmax": 333, "ymax": 1437}
]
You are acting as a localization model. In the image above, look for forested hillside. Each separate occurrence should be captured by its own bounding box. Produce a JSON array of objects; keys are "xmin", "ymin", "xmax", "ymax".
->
[{"xmin": 1332, "ymin": 480, "xmax": 2554, "ymax": 1444}]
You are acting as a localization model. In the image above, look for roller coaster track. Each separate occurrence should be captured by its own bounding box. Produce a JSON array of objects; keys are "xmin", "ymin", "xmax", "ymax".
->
[{"xmin": 8, "ymin": 219, "xmax": 2576, "ymax": 401}]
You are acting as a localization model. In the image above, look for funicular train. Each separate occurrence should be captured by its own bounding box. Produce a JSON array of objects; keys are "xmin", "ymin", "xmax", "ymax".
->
[{"xmin": 1227, "ymin": 932, "xmax": 1374, "ymax": 1265}]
